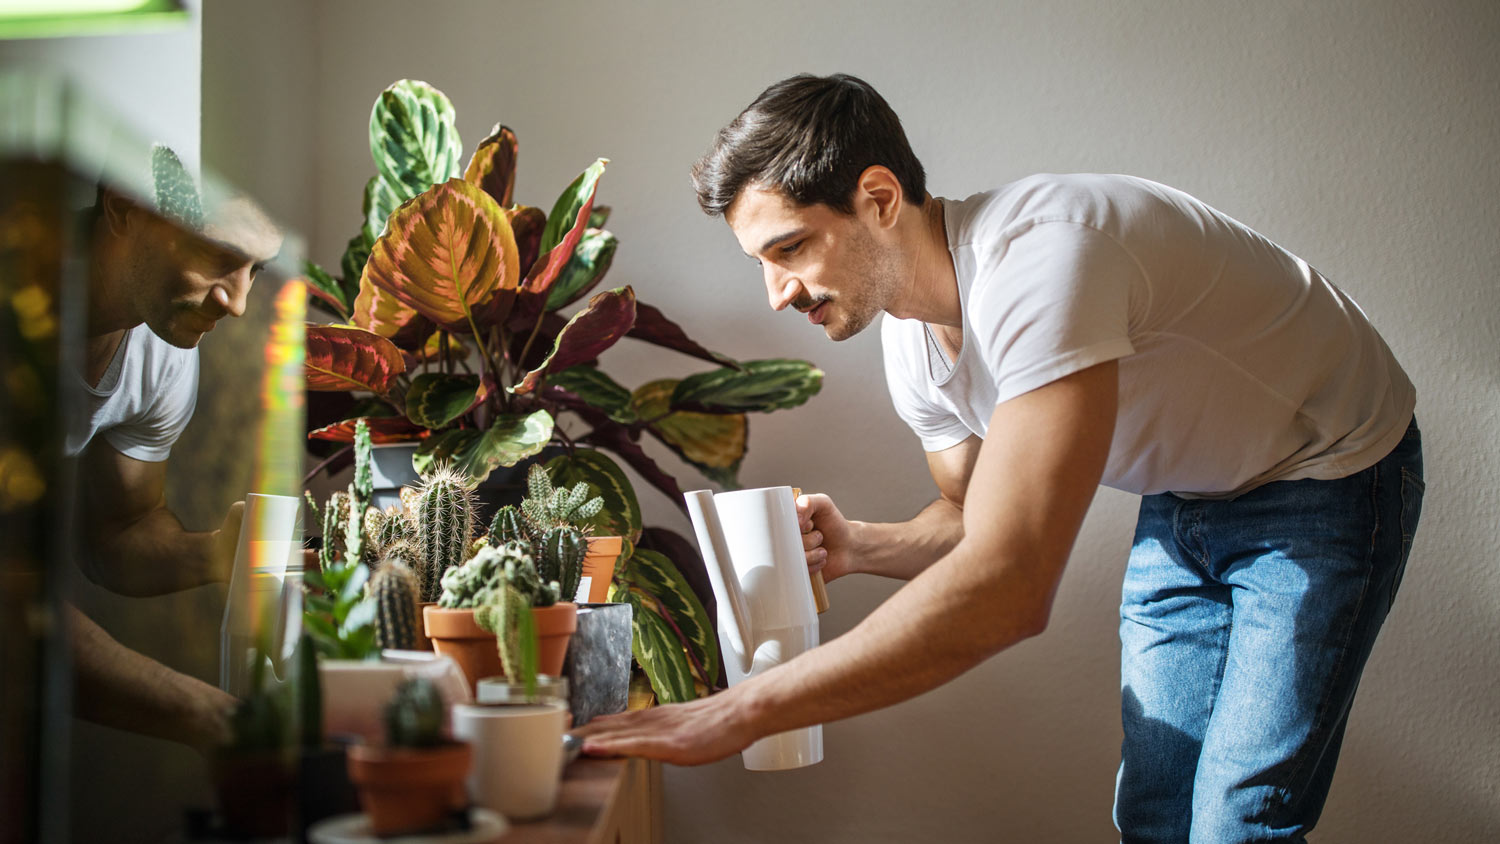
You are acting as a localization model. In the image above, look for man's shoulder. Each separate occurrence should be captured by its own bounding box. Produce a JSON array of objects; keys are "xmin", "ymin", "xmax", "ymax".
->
[{"xmin": 946, "ymin": 174, "xmax": 1171, "ymax": 249}]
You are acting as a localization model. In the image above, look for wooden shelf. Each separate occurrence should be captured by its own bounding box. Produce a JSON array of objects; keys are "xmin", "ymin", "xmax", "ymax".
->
[{"xmin": 499, "ymin": 756, "xmax": 661, "ymax": 844}]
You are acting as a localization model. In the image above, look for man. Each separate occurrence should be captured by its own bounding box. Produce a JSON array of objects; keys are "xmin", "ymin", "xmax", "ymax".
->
[
  {"xmin": 68, "ymin": 174, "xmax": 282, "ymax": 751},
  {"xmin": 575, "ymin": 74, "xmax": 1424, "ymax": 842}
]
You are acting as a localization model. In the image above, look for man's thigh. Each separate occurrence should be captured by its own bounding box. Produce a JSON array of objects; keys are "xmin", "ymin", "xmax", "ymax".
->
[{"xmin": 1188, "ymin": 440, "xmax": 1420, "ymax": 843}]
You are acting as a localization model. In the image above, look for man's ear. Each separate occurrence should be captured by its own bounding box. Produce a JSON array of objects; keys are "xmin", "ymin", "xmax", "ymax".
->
[
  {"xmin": 854, "ymin": 165, "xmax": 905, "ymax": 230},
  {"xmin": 99, "ymin": 189, "xmax": 139, "ymax": 237}
]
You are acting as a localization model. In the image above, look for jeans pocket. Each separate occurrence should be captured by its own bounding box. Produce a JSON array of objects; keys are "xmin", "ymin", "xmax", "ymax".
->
[{"xmin": 1390, "ymin": 467, "xmax": 1426, "ymax": 612}]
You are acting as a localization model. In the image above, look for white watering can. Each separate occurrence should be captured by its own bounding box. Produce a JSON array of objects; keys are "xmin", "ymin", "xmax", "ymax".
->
[{"xmin": 685, "ymin": 486, "xmax": 824, "ymax": 770}]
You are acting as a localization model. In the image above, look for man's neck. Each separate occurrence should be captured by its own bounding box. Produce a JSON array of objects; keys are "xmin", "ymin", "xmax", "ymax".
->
[
  {"xmin": 85, "ymin": 224, "xmax": 140, "ymax": 386},
  {"xmin": 887, "ymin": 197, "xmax": 960, "ymax": 328}
]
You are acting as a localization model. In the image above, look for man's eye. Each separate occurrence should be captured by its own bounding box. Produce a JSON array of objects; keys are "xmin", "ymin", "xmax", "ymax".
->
[{"xmin": 780, "ymin": 241, "xmax": 801, "ymax": 257}]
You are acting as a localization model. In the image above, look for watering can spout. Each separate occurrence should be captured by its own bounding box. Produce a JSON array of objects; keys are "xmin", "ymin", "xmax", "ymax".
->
[{"xmin": 684, "ymin": 490, "xmax": 756, "ymax": 677}]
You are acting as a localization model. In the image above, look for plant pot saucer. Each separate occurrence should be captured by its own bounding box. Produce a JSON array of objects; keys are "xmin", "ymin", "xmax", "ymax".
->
[{"xmin": 308, "ymin": 807, "xmax": 506, "ymax": 844}]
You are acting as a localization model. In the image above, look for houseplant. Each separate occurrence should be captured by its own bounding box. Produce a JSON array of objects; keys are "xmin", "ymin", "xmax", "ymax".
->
[
  {"xmin": 302, "ymin": 78, "xmax": 824, "ymax": 704},
  {"xmin": 346, "ymin": 678, "xmax": 472, "ymax": 836}
]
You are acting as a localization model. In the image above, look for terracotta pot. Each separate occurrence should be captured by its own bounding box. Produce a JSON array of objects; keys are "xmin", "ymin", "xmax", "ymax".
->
[
  {"xmin": 532, "ymin": 602, "xmax": 579, "ymax": 677},
  {"xmin": 424, "ymin": 606, "xmax": 502, "ymax": 694},
  {"xmin": 577, "ymin": 536, "xmax": 623, "ymax": 603},
  {"xmin": 424, "ymin": 603, "xmax": 579, "ymax": 691},
  {"xmin": 346, "ymin": 741, "xmax": 472, "ymax": 836}
]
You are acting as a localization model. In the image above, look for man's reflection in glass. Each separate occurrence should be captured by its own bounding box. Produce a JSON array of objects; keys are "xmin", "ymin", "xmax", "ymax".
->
[{"xmin": 67, "ymin": 182, "xmax": 282, "ymax": 751}]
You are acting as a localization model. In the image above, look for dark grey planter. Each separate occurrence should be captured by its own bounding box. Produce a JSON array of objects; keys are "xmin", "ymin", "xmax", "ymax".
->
[{"xmin": 561, "ymin": 602, "xmax": 633, "ymax": 726}]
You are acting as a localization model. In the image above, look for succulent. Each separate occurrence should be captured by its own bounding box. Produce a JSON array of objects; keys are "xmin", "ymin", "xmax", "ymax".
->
[
  {"xmin": 372, "ymin": 562, "xmax": 421, "ymax": 651},
  {"xmin": 344, "ymin": 421, "xmax": 374, "ymax": 567},
  {"xmin": 488, "ymin": 504, "xmax": 529, "ymax": 545},
  {"xmin": 537, "ymin": 525, "xmax": 586, "ymax": 603},
  {"xmin": 414, "ymin": 465, "xmax": 476, "ymax": 603},
  {"xmin": 384, "ymin": 678, "xmax": 445, "ymax": 748},
  {"xmin": 437, "ymin": 541, "xmax": 551, "ymax": 610},
  {"xmin": 302, "ymin": 420, "xmax": 380, "ymax": 661},
  {"xmin": 519, "ymin": 463, "xmax": 603, "ymax": 536}
]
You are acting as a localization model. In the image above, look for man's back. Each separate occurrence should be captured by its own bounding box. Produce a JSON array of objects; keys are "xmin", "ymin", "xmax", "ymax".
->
[{"xmin": 882, "ymin": 173, "xmax": 1415, "ymax": 496}]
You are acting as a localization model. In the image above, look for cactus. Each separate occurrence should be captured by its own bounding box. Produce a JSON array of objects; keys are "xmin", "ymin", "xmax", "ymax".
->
[
  {"xmin": 538, "ymin": 526, "xmax": 586, "ymax": 602},
  {"xmin": 384, "ymin": 678, "xmax": 445, "ymax": 748},
  {"xmin": 481, "ymin": 581, "xmax": 538, "ymax": 684},
  {"xmin": 318, "ymin": 490, "xmax": 351, "ymax": 571},
  {"xmin": 518, "ymin": 464, "xmax": 604, "ymax": 536},
  {"xmin": 374, "ymin": 507, "xmax": 415, "ymax": 553},
  {"xmin": 415, "ymin": 465, "xmax": 476, "ymax": 604},
  {"xmin": 344, "ymin": 421, "xmax": 374, "ymax": 567},
  {"xmin": 488, "ymin": 504, "xmax": 529, "ymax": 545},
  {"xmin": 372, "ymin": 562, "xmax": 421, "ymax": 652}
]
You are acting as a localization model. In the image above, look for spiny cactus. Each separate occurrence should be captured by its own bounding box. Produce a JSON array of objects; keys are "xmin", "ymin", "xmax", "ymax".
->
[
  {"xmin": 384, "ymin": 678, "xmax": 445, "ymax": 748},
  {"xmin": 344, "ymin": 421, "xmax": 374, "ymax": 567},
  {"xmin": 518, "ymin": 464, "xmax": 604, "ymax": 535},
  {"xmin": 538, "ymin": 526, "xmax": 586, "ymax": 603},
  {"xmin": 372, "ymin": 562, "xmax": 421, "ymax": 652},
  {"xmin": 374, "ymin": 507, "xmax": 415, "ymax": 554},
  {"xmin": 488, "ymin": 504, "xmax": 530, "ymax": 545},
  {"xmin": 415, "ymin": 465, "xmax": 476, "ymax": 604},
  {"xmin": 317, "ymin": 490, "xmax": 351, "ymax": 571}
]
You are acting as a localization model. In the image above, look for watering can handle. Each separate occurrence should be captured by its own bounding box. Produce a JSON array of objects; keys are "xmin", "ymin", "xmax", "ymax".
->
[{"xmin": 792, "ymin": 488, "xmax": 831, "ymax": 615}]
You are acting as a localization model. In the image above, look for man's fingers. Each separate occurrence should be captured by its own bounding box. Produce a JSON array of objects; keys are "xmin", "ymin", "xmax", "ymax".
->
[{"xmin": 801, "ymin": 529, "xmax": 823, "ymax": 551}]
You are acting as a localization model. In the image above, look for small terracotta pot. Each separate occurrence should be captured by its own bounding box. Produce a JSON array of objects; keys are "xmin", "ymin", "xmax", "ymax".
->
[
  {"xmin": 532, "ymin": 602, "xmax": 579, "ymax": 677},
  {"xmin": 578, "ymin": 536, "xmax": 623, "ymax": 603},
  {"xmin": 346, "ymin": 741, "xmax": 472, "ymax": 836},
  {"xmin": 424, "ymin": 606, "xmax": 502, "ymax": 694},
  {"xmin": 424, "ymin": 603, "xmax": 579, "ymax": 691}
]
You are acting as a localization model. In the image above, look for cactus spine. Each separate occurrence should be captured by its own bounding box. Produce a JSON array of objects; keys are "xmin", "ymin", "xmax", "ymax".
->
[
  {"xmin": 415, "ymin": 465, "xmax": 476, "ymax": 603},
  {"xmin": 372, "ymin": 561, "xmax": 421, "ymax": 651}
]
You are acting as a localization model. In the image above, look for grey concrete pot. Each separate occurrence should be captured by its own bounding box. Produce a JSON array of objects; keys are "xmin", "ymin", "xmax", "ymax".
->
[{"xmin": 561, "ymin": 602, "xmax": 633, "ymax": 726}]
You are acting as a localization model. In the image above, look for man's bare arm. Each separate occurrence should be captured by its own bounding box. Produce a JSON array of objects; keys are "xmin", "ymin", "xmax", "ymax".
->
[
  {"xmin": 69, "ymin": 605, "xmax": 236, "ymax": 751},
  {"xmin": 79, "ymin": 442, "xmax": 240, "ymax": 596},
  {"xmin": 577, "ymin": 361, "xmax": 1117, "ymax": 764},
  {"xmin": 822, "ymin": 437, "xmax": 982, "ymax": 581}
]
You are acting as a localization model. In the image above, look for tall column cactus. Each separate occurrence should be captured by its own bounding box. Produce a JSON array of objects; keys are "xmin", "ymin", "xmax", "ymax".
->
[
  {"xmin": 415, "ymin": 465, "xmax": 476, "ymax": 603},
  {"xmin": 372, "ymin": 560, "xmax": 421, "ymax": 651},
  {"xmin": 344, "ymin": 420, "xmax": 374, "ymax": 567}
]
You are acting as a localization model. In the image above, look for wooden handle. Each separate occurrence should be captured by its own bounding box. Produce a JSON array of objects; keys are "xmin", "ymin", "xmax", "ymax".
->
[{"xmin": 792, "ymin": 488, "xmax": 831, "ymax": 614}]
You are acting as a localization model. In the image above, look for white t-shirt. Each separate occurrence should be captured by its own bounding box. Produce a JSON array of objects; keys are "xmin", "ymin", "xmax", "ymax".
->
[
  {"xmin": 882, "ymin": 174, "xmax": 1415, "ymax": 498},
  {"xmin": 66, "ymin": 324, "xmax": 200, "ymax": 461}
]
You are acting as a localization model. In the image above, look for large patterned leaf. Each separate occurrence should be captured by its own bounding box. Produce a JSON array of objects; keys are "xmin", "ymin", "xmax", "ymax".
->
[
  {"xmin": 361, "ymin": 179, "xmax": 521, "ymax": 333},
  {"xmin": 350, "ymin": 274, "xmax": 424, "ymax": 344},
  {"xmin": 671, "ymin": 358, "xmax": 823, "ymax": 413},
  {"xmin": 309, "ymin": 416, "xmax": 427, "ymax": 444},
  {"xmin": 620, "ymin": 547, "xmax": 718, "ymax": 683},
  {"xmin": 547, "ymin": 365, "xmax": 635, "ymax": 423},
  {"xmin": 626, "ymin": 302, "xmax": 738, "ymax": 368},
  {"xmin": 340, "ymin": 230, "xmax": 373, "ymax": 295},
  {"xmin": 464, "ymin": 124, "xmax": 517, "ymax": 208},
  {"xmin": 615, "ymin": 587, "xmax": 696, "ymax": 704},
  {"xmin": 511, "ymin": 287, "xmax": 636, "ymax": 395},
  {"xmin": 369, "ymin": 80, "xmax": 463, "ymax": 202},
  {"xmin": 632, "ymin": 379, "xmax": 746, "ymax": 487},
  {"xmin": 543, "ymin": 448, "xmax": 641, "ymax": 542},
  {"xmin": 545, "ymin": 228, "xmax": 617, "ymax": 310},
  {"xmin": 362, "ymin": 173, "xmax": 406, "ymax": 243},
  {"xmin": 473, "ymin": 205, "xmax": 545, "ymax": 328},
  {"xmin": 413, "ymin": 428, "xmax": 481, "ymax": 476},
  {"xmin": 579, "ymin": 422, "xmax": 686, "ymax": 511},
  {"xmin": 405, "ymin": 373, "xmax": 484, "ymax": 429},
  {"xmin": 453, "ymin": 410, "xmax": 555, "ymax": 483},
  {"xmin": 304, "ymin": 324, "xmax": 405, "ymax": 394}
]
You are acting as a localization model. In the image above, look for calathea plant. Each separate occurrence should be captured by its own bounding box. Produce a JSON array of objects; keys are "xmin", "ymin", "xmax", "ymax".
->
[{"xmin": 300, "ymin": 79, "xmax": 823, "ymax": 703}]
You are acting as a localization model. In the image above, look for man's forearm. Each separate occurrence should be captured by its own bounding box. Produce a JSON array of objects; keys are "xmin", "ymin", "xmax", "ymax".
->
[
  {"xmin": 88, "ymin": 507, "xmax": 222, "ymax": 596},
  {"xmin": 69, "ymin": 605, "xmax": 235, "ymax": 751},
  {"xmin": 850, "ymin": 497, "xmax": 965, "ymax": 580}
]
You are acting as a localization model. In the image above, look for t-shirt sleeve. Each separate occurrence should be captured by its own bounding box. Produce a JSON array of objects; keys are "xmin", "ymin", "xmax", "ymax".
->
[
  {"xmin": 971, "ymin": 221, "xmax": 1138, "ymax": 404},
  {"xmin": 881, "ymin": 317, "xmax": 973, "ymax": 452},
  {"xmin": 103, "ymin": 348, "xmax": 199, "ymax": 462}
]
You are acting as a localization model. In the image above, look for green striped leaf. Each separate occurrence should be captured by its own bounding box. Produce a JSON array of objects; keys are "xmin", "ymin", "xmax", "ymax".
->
[
  {"xmin": 670, "ymin": 359, "xmax": 823, "ymax": 414},
  {"xmin": 548, "ymin": 365, "xmax": 635, "ymax": 423},
  {"xmin": 405, "ymin": 373, "xmax": 484, "ymax": 429},
  {"xmin": 545, "ymin": 229, "xmax": 618, "ymax": 310},
  {"xmin": 413, "ymin": 429, "xmax": 481, "ymax": 477},
  {"xmin": 618, "ymin": 587, "xmax": 696, "ymax": 704},
  {"xmin": 632, "ymin": 379, "xmax": 745, "ymax": 488},
  {"xmin": 304, "ymin": 260, "xmax": 351, "ymax": 318},
  {"xmin": 362, "ymin": 173, "xmax": 406, "ymax": 243},
  {"xmin": 369, "ymin": 80, "xmax": 463, "ymax": 202},
  {"xmin": 544, "ymin": 449, "xmax": 641, "ymax": 542},
  {"xmin": 619, "ymin": 547, "xmax": 718, "ymax": 684},
  {"xmin": 454, "ymin": 410, "xmax": 555, "ymax": 484}
]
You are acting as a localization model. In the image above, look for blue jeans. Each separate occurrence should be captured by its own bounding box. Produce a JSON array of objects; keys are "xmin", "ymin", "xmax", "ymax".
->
[{"xmin": 1114, "ymin": 419, "xmax": 1424, "ymax": 843}]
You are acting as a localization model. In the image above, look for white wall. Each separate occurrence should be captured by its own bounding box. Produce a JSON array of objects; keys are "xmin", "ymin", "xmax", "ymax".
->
[{"xmin": 290, "ymin": 0, "xmax": 1500, "ymax": 840}]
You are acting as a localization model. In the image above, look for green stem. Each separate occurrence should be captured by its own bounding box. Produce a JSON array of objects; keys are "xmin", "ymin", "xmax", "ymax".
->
[{"xmin": 464, "ymin": 309, "xmax": 504, "ymax": 389}]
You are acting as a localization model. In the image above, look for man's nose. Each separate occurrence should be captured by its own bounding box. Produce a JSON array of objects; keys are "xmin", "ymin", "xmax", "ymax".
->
[
  {"xmin": 215, "ymin": 267, "xmax": 253, "ymax": 318},
  {"xmin": 764, "ymin": 265, "xmax": 800, "ymax": 312}
]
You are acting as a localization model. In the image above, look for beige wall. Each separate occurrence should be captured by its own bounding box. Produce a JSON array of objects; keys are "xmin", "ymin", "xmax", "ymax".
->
[{"xmin": 47, "ymin": 0, "xmax": 1491, "ymax": 840}]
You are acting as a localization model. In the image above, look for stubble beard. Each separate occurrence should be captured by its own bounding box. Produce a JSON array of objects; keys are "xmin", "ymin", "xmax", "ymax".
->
[{"xmin": 822, "ymin": 226, "xmax": 902, "ymax": 342}]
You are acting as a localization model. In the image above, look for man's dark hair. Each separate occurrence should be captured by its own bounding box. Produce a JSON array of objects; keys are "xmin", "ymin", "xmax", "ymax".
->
[{"xmin": 691, "ymin": 73, "xmax": 926, "ymax": 218}]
